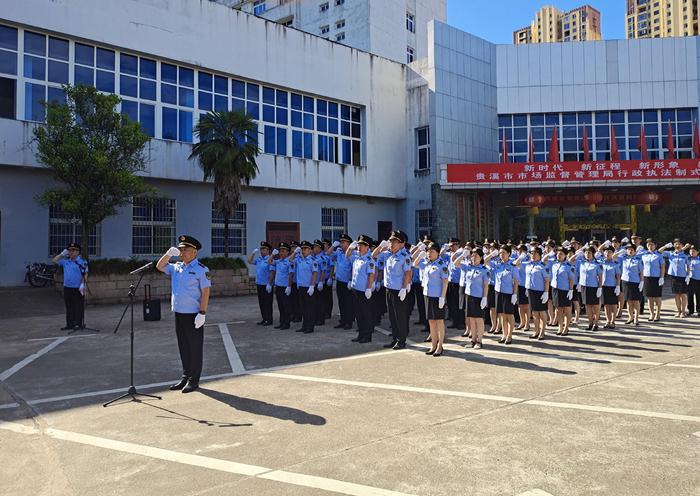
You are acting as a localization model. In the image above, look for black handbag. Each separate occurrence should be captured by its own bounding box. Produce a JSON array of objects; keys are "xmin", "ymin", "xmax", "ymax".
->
[{"xmin": 142, "ymin": 284, "xmax": 161, "ymax": 321}]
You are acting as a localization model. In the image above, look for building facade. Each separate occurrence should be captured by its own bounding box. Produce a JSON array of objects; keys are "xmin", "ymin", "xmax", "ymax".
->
[
  {"xmin": 220, "ymin": 0, "xmax": 446, "ymax": 64},
  {"xmin": 626, "ymin": 0, "xmax": 699, "ymax": 39},
  {"xmin": 514, "ymin": 4, "xmax": 602, "ymax": 45}
]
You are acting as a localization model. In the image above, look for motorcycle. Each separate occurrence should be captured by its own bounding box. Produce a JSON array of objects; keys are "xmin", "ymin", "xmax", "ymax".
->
[{"xmin": 25, "ymin": 262, "xmax": 57, "ymax": 287}]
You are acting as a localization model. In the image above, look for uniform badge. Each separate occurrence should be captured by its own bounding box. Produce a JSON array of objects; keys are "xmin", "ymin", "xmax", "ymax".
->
[
  {"xmin": 205, "ymin": 272, "xmax": 212, "ymax": 280},
  {"xmin": 369, "ymin": 262, "xmax": 374, "ymax": 268},
  {"xmin": 442, "ymin": 267, "xmax": 448, "ymax": 274}
]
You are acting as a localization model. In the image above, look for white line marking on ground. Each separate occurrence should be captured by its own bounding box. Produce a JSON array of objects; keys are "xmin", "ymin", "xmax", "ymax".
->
[
  {"xmin": 258, "ymin": 372, "xmax": 700, "ymax": 423},
  {"xmin": 204, "ymin": 321, "xmax": 245, "ymax": 327},
  {"xmin": 0, "ymin": 421, "xmax": 416, "ymax": 496},
  {"xmin": 218, "ymin": 323, "xmax": 246, "ymax": 375},
  {"xmin": 0, "ymin": 337, "xmax": 70, "ymax": 381},
  {"xmin": 27, "ymin": 335, "xmax": 97, "ymax": 342},
  {"xmin": 516, "ymin": 490, "xmax": 555, "ymax": 496},
  {"xmin": 0, "ymin": 403, "xmax": 20, "ymax": 410}
]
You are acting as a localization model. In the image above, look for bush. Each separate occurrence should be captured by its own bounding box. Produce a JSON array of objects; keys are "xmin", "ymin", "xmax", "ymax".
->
[
  {"xmin": 199, "ymin": 257, "xmax": 247, "ymax": 270},
  {"xmin": 78, "ymin": 257, "xmax": 247, "ymax": 275}
]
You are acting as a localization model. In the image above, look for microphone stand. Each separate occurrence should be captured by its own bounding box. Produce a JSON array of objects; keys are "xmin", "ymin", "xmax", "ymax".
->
[{"xmin": 103, "ymin": 261, "xmax": 161, "ymax": 407}]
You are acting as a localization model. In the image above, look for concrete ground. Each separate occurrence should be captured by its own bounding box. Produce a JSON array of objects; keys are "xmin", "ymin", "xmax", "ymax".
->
[{"xmin": 0, "ymin": 285, "xmax": 698, "ymax": 496}]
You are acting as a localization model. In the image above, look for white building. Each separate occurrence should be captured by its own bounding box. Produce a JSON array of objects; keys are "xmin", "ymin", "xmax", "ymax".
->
[
  {"xmin": 217, "ymin": 0, "xmax": 446, "ymax": 64},
  {"xmin": 0, "ymin": 0, "xmax": 699, "ymax": 286}
]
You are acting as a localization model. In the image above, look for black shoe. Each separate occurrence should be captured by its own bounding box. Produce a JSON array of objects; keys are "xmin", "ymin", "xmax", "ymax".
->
[
  {"xmin": 256, "ymin": 320, "xmax": 265, "ymax": 325},
  {"xmin": 343, "ymin": 324, "xmax": 353, "ymax": 330},
  {"xmin": 274, "ymin": 324, "xmax": 282, "ymax": 329},
  {"xmin": 392, "ymin": 342, "xmax": 406, "ymax": 350},
  {"xmin": 383, "ymin": 341, "xmax": 398, "ymax": 349},
  {"xmin": 295, "ymin": 327, "xmax": 306, "ymax": 333},
  {"xmin": 279, "ymin": 324, "xmax": 290, "ymax": 330},
  {"xmin": 182, "ymin": 380, "xmax": 199, "ymax": 393},
  {"xmin": 303, "ymin": 329, "xmax": 314, "ymax": 334},
  {"xmin": 73, "ymin": 325, "xmax": 81, "ymax": 331},
  {"xmin": 424, "ymin": 336, "xmax": 432, "ymax": 342},
  {"xmin": 262, "ymin": 321, "xmax": 273, "ymax": 326},
  {"xmin": 60, "ymin": 326, "xmax": 72, "ymax": 331},
  {"xmin": 169, "ymin": 377, "xmax": 188, "ymax": 390},
  {"xmin": 334, "ymin": 323, "xmax": 345, "ymax": 329},
  {"xmin": 358, "ymin": 337, "xmax": 372, "ymax": 343},
  {"xmin": 351, "ymin": 336, "xmax": 361, "ymax": 342}
]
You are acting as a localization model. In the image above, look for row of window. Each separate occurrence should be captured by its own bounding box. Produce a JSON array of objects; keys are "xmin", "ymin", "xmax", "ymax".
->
[
  {"xmin": 0, "ymin": 24, "xmax": 364, "ymax": 166},
  {"xmin": 48, "ymin": 199, "xmax": 349, "ymax": 257}
]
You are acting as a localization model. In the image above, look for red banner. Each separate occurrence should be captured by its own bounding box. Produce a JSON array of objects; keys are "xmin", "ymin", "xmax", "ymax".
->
[{"xmin": 446, "ymin": 159, "xmax": 700, "ymax": 184}]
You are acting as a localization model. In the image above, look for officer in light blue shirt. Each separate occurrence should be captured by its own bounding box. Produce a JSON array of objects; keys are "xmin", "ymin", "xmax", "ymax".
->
[
  {"xmin": 524, "ymin": 250, "xmax": 549, "ymax": 292},
  {"xmin": 348, "ymin": 234, "xmax": 376, "ymax": 342},
  {"xmin": 248, "ymin": 241, "xmax": 274, "ymax": 326},
  {"xmin": 157, "ymin": 235, "xmax": 211, "ymax": 392},
  {"xmin": 620, "ymin": 247, "xmax": 643, "ymax": 284},
  {"xmin": 330, "ymin": 233, "xmax": 354, "ymax": 329},
  {"xmin": 493, "ymin": 258, "xmax": 517, "ymax": 295},
  {"xmin": 422, "ymin": 251, "xmax": 449, "ymax": 298},
  {"xmin": 641, "ymin": 244, "xmax": 664, "ymax": 278},
  {"xmin": 294, "ymin": 241, "xmax": 319, "ymax": 333},
  {"xmin": 463, "ymin": 259, "xmax": 490, "ymax": 299},
  {"xmin": 312, "ymin": 240, "xmax": 329, "ymax": 326},
  {"xmin": 52, "ymin": 242, "xmax": 89, "ymax": 331},
  {"xmin": 376, "ymin": 230, "xmax": 413, "ymax": 349},
  {"xmin": 687, "ymin": 246, "xmax": 700, "ymax": 316},
  {"xmin": 269, "ymin": 242, "xmax": 294, "ymax": 329}
]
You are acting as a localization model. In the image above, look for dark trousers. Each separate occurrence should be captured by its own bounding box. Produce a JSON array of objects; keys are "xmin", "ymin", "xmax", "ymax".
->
[
  {"xmin": 314, "ymin": 284, "xmax": 325, "ymax": 325},
  {"xmin": 353, "ymin": 289, "xmax": 373, "ymax": 339},
  {"xmin": 412, "ymin": 282, "xmax": 427, "ymax": 323},
  {"xmin": 275, "ymin": 285, "xmax": 291, "ymax": 326},
  {"xmin": 372, "ymin": 286, "xmax": 386, "ymax": 325},
  {"xmin": 688, "ymin": 279, "xmax": 700, "ymax": 314},
  {"xmin": 256, "ymin": 284, "xmax": 273, "ymax": 322},
  {"xmin": 299, "ymin": 286, "xmax": 316, "ymax": 331},
  {"xmin": 447, "ymin": 282, "xmax": 463, "ymax": 325},
  {"xmin": 291, "ymin": 283, "xmax": 302, "ymax": 321},
  {"xmin": 406, "ymin": 285, "xmax": 416, "ymax": 318},
  {"xmin": 324, "ymin": 280, "xmax": 333, "ymax": 318},
  {"xmin": 386, "ymin": 288, "xmax": 409, "ymax": 344},
  {"xmin": 175, "ymin": 312, "xmax": 203, "ymax": 383},
  {"xmin": 63, "ymin": 287, "xmax": 84, "ymax": 328},
  {"xmin": 336, "ymin": 281, "xmax": 354, "ymax": 325}
]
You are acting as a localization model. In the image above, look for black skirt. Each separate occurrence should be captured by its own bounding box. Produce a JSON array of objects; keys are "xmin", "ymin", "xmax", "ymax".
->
[
  {"xmin": 528, "ymin": 289, "xmax": 547, "ymax": 311},
  {"xmin": 622, "ymin": 280, "xmax": 641, "ymax": 301},
  {"xmin": 581, "ymin": 285, "xmax": 599, "ymax": 305},
  {"xmin": 425, "ymin": 296, "xmax": 446, "ymax": 320},
  {"xmin": 644, "ymin": 276, "xmax": 662, "ymax": 297},
  {"xmin": 671, "ymin": 275, "xmax": 687, "ymax": 294},
  {"xmin": 465, "ymin": 295, "xmax": 484, "ymax": 319},
  {"xmin": 602, "ymin": 286, "xmax": 618, "ymax": 305},
  {"xmin": 459, "ymin": 289, "xmax": 466, "ymax": 310},
  {"xmin": 518, "ymin": 286, "xmax": 529, "ymax": 305},
  {"xmin": 496, "ymin": 291, "xmax": 515, "ymax": 314},
  {"xmin": 487, "ymin": 284, "xmax": 496, "ymax": 309},
  {"xmin": 552, "ymin": 288, "xmax": 571, "ymax": 308}
]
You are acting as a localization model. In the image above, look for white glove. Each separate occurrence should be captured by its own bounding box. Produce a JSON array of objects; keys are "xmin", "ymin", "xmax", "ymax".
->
[
  {"xmin": 686, "ymin": 276, "xmax": 691, "ymax": 285},
  {"xmin": 658, "ymin": 277, "xmax": 664, "ymax": 286},
  {"xmin": 380, "ymin": 240, "xmax": 390, "ymax": 249},
  {"xmin": 60, "ymin": 249, "xmax": 70, "ymax": 257},
  {"xmin": 441, "ymin": 243, "xmax": 449, "ymax": 252},
  {"xmin": 562, "ymin": 241, "xmax": 571, "ymax": 248},
  {"xmin": 79, "ymin": 283, "xmax": 85, "ymax": 296},
  {"xmin": 417, "ymin": 242, "xmax": 426, "ymax": 251},
  {"xmin": 307, "ymin": 286, "xmax": 314, "ymax": 296},
  {"xmin": 621, "ymin": 237, "xmax": 629, "ymax": 244},
  {"xmin": 285, "ymin": 286, "xmax": 291, "ymax": 296},
  {"xmin": 349, "ymin": 241, "xmax": 358, "ymax": 250},
  {"xmin": 253, "ymin": 248, "xmax": 259, "ymax": 254},
  {"xmin": 480, "ymin": 296, "xmax": 488, "ymax": 309},
  {"xmin": 194, "ymin": 313, "xmax": 206, "ymax": 329},
  {"xmin": 567, "ymin": 289, "xmax": 573, "ymax": 300},
  {"xmin": 316, "ymin": 281, "xmax": 323, "ymax": 291},
  {"xmin": 294, "ymin": 246, "xmax": 301, "ymax": 254},
  {"xmin": 576, "ymin": 284, "xmax": 582, "ymax": 292},
  {"xmin": 455, "ymin": 248, "xmax": 464, "ymax": 256},
  {"xmin": 365, "ymin": 288, "xmax": 372, "ymax": 299},
  {"xmin": 271, "ymin": 249, "xmax": 279, "ymax": 256},
  {"xmin": 332, "ymin": 240, "xmax": 340, "ymax": 248},
  {"xmin": 326, "ymin": 277, "xmax": 333, "ymax": 286},
  {"xmin": 614, "ymin": 285, "xmax": 621, "ymax": 296},
  {"xmin": 638, "ymin": 280, "xmax": 644, "ymax": 291},
  {"xmin": 511, "ymin": 293, "xmax": 518, "ymax": 305},
  {"xmin": 541, "ymin": 292, "xmax": 549, "ymax": 304},
  {"xmin": 602, "ymin": 240, "xmax": 611, "ymax": 248},
  {"xmin": 596, "ymin": 287, "xmax": 602, "ymax": 298},
  {"xmin": 265, "ymin": 284, "xmax": 272, "ymax": 293},
  {"xmin": 438, "ymin": 297, "xmax": 445, "ymax": 309},
  {"xmin": 398, "ymin": 288, "xmax": 407, "ymax": 301},
  {"xmin": 419, "ymin": 251, "xmax": 427, "ymax": 259},
  {"xmin": 662, "ymin": 242, "xmax": 673, "ymax": 250},
  {"xmin": 166, "ymin": 247, "xmax": 180, "ymax": 257}
]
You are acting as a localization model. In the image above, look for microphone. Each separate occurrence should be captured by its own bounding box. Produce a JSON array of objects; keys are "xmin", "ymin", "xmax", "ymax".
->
[{"xmin": 130, "ymin": 261, "xmax": 154, "ymax": 275}]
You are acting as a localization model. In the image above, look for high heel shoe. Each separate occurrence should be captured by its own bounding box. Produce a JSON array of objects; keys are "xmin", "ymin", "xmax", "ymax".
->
[
  {"xmin": 425, "ymin": 348, "xmax": 436, "ymax": 355},
  {"xmin": 504, "ymin": 338, "xmax": 512, "ymax": 345},
  {"xmin": 498, "ymin": 338, "xmax": 506, "ymax": 343},
  {"xmin": 433, "ymin": 349, "xmax": 443, "ymax": 357}
]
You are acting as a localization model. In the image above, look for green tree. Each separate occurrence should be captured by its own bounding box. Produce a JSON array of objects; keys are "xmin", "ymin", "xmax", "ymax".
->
[
  {"xmin": 190, "ymin": 110, "xmax": 259, "ymax": 258},
  {"xmin": 34, "ymin": 84, "xmax": 151, "ymax": 259}
]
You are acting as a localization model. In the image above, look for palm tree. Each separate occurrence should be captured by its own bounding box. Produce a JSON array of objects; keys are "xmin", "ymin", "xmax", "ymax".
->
[{"xmin": 190, "ymin": 110, "xmax": 259, "ymax": 258}]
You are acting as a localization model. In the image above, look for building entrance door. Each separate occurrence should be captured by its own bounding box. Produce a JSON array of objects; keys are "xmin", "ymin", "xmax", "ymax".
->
[{"xmin": 266, "ymin": 222, "xmax": 300, "ymax": 247}]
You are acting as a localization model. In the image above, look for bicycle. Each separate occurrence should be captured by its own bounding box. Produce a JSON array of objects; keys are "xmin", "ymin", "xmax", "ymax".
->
[{"xmin": 25, "ymin": 262, "xmax": 58, "ymax": 287}]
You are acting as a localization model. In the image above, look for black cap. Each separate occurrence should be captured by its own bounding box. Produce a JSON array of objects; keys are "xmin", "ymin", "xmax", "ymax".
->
[
  {"xmin": 290, "ymin": 240, "xmax": 299, "ymax": 247},
  {"xmin": 531, "ymin": 247, "xmax": 543, "ymax": 256},
  {"xmin": 313, "ymin": 239, "xmax": 323, "ymax": 248},
  {"xmin": 422, "ymin": 235, "xmax": 433, "ymax": 244},
  {"xmin": 405, "ymin": 242, "xmax": 412, "ymax": 250},
  {"xmin": 278, "ymin": 242, "xmax": 290, "ymax": 250},
  {"xmin": 518, "ymin": 244, "xmax": 528, "ymax": 251},
  {"xmin": 369, "ymin": 239, "xmax": 378, "ymax": 249},
  {"xmin": 646, "ymin": 238, "xmax": 655, "ymax": 244},
  {"xmin": 426, "ymin": 242, "xmax": 441, "ymax": 252},
  {"xmin": 339, "ymin": 233, "xmax": 352, "ymax": 242},
  {"xmin": 449, "ymin": 237, "xmax": 460, "ymax": 244},
  {"xmin": 389, "ymin": 230, "xmax": 407, "ymax": 243},
  {"xmin": 631, "ymin": 234, "xmax": 642, "ymax": 240},
  {"xmin": 604, "ymin": 245, "xmax": 615, "ymax": 252},
  {"xmin": 357, "ymin": 234, "xmax": 372, "ymax": 246},
  {"xmin": 300, "ymin": 240, "xmax": 313, "ymax": 249},
  {"xmin": 260, "ymin": 241, "xmax": 272, "ymax": 250},
  {"xmin": 472, "ymin": 248, "xmax": 484, "ymax": 259},
  {"xmin": 67, "ymin": 242, "xmax": 81, "ymax": 251},
  {"xmin": 625, "ymin": 244, "xmax": 636, "ymax": 250},
  {"xmin": 322, "ymin": 238, "xmax": 331, "ymax": 245},
  {"xmin": 177, "ymin": 235, "xmax": 201, "ymax": 250},
  {"xmin": 611, "ymin": 236, "xmax": 619, "ymax": 242}
]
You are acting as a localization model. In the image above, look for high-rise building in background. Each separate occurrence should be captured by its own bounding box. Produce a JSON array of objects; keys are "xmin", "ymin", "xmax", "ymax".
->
[
  {"xmin": 626, "ymin": 0, "xmax": 699, "ymax": 39},
  {"xmin": 215, "ymin": 0, "xmax": 446, "ymax": 64},
  {"xmin": 513, "ymin": 4, "xmax": 601, "ymax": 44}
]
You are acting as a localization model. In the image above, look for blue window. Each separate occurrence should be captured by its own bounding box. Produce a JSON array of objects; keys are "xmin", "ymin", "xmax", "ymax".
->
[
  {"xmin": 120, "ymin": 54, "xmax": 138, "ymax": 76},
  {"xmin": 48, "ymin": 60, "xmax": 68, "ymax": 84},
  {"xmin": 162, "ymin": 107, "xmax": 177, "ymax": 140},
  {"xmin": 24, "ymin": 83, "xmax": 44, "ymax": 121},
  {"xmin": 291, "ymin": 110, "xmax": 302, "ymax": 128},
  {"xmin": 291, "ymin": 93, "xmax": 302, "ymax": 110},
  {"xmin": 513, "ymin": 114, "xmax": 527, "ymax": 126},
  {"xmin": 0, "ymin": 25, "xmax": 18, "ymax": 50},
  {"xmin": 232, "ymin": 98, "xmax": 245, "ymax": 112},
  {"xmin": 47, "ymin": 86, "xmax": 65, "ymax": 105},
  {"xmin": 199, "ymin": 72, "xmax": 213, "ymax": 91},
  {"xmin": 530, "ymin": 114, "xmax": 544, "ymax": 126},
  {"xmin": 179, "ymin": 67, "xmax": 194, "ymax": 87},
  {"xmin": 328, "ymin": 102, "xmax": 338, "ymax": 117},
  {"xmin": 120, "ymin": 75, "xmax": 137, "ymax": 97},
  {"xmin": 140, "ymin": 79, "xmax": 156, "ymax": 101},
  {"xmin": 561, "ymin": 113, "xmax": 576, "ymax": 125},
  {"xmin": 75, "ymin": 43, "xmax": 94, "ymax": 66},
  {"xmin": 328, "ymin": 118, "xmax": 338, "ymax": 134},
  {"xmin": 594, "ymin": 111, "xmax": 609, "ymax": 124},
  {"xmin": 303, "ymin": 132, "xmax": 312, "ymax": 159},
  {"xmin": 161, "ymin": 83, "xmax": 176, "ymax": 104},
  {"xmin": 264, "ymin": 125, "xmax": 275, "ymax": 153},
  {"xmin": 292, "ymin": 130, "xmax": 303, "ymax": 157},
  {"xmin": 341, "ymin": 104, "xmax": 350, "ymax": 120},
  {"xmin": 276, "ymin": 90, "xmax": 287, "ymax": 107},
  {"xmin": 341, "ymin": 139, "xmax": 351, "ymax": 165},
  {"xmin": 246, "ymin": 101, "xmax": 259, "ymax": 119},
  {"xmin": 140, "ymin": 58, "xmax": 156, "ymax": 79},
  {"xmin": 179, "ymin": 110, "xmax": 193, "ymax": 142},
  {"xmin": 610, "ymin": 111, "xmax": 624, "ymax": 123},
  {"xmin": 317, "ymin": 116, "xmax": 327, "ymax": 132},
  {"xmin": 161, "ymin": 63, "xmax": 177, "ymax": 84},
  {"xmin": 677, "ymin": 109, "xmax": 692, "ymax": 121},
  {"xmin": 48, "ymin": 38, "xmax": 68, "ymax": 61},
  {"xmin": 545, "ymin": 113, "xmax": 558, "ymax": 125},
  {"xmin": 276, "ymin": 107, "xmax": 287, "ymax": 125},
  {"xmin": 24, "ymin": 32, "xmax": 45, "ymax": 56},
  {"xmin": 96, "ymin": 70, "xmax": 114, "ymax": 92},
  {"xmin": 303, "ymin": 96, "xmax": 313, "ymax": 113},
  {"xmin": 247, "ymin": 83, "xmax": 259, "ymax": 101},
  {"xmin": 263, "ymin": 104, "xmax": 275, "ymax": 122},
  {"xmin": 198, "ymin": 91, "xmax": 212, "ymax": 110},
  {"xmin": 232, "ymin": 80, "xmax": 245, "ymax": 98},
  {"xmin": 140, "ymin": 103, "xmax": 155, "ymax": 137},
  {"xmin": 74, "ymin": 65, "xmax": 94, "ymax": 86},
  {"xmin": 96, "ymin": 48, "xmax": 114, "ymax": 70},
  {"xmin": 179, "ymin": 87, "xmax": 194, "ymax": 107},
  {"xmin": 303, "ymin": 112, "xmax": 313, "ymax": 130},
  {"xmin": 215, "ymin": 75, "xmax": 228, "ymax": 94},
  {"xmin": 121, "ymin": 100, "xmax": 138, "ymax": 122},
  {"xmin": 628, "ymin": 110, "xmax": 642, "ymax": 123},
  {"xmin": 214, "ymin": 94, "xmax": 227, "ymax": 111},
  {"xmin": 263, "ymin": 86, "xmax": 275, "ymax": 104},
  {"xmin": 317, "ymin": 99, "xmax": 327, "ymax": 115},
  {"xmin": 643, "ymin": 109, "xmax": 657, "ymax": 122},
  {"xmin": 0, "ymin": 50, "xmax": 16, "ymax": 75},
  {"xmin": 24, "ymin": 55, "xmax": 45, "ymax": 80},
  {"xmin": 341, "ymin": 120, "xmax": 350, "ymax": 136},
  {"xmin": 276, "ymin": 128, "xmax": 287, "ymax": 155}
]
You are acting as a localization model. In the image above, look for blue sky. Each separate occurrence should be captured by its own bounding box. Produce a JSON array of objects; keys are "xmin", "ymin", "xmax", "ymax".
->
[{"xmin": 447, "ymin": 1, "xmax": 627, "ymax": 44}]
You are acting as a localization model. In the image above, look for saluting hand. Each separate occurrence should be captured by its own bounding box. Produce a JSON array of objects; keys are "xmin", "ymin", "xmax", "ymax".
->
[
  {"xmin": 332, "ymin": 241, "xmax": 340, "ymax": 248},
  {"xmin": 166, "ymin": 247, "xmax": 180, "ymax": 258},
  {"xmin": 60, "ymin": 249, "xmax": 70, "ymax": 257}
]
